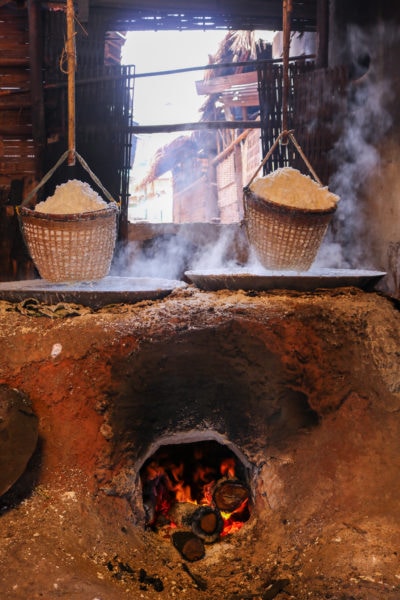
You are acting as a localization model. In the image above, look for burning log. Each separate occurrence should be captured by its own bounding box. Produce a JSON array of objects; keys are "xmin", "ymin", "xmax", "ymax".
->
[
  {"xmin": 168, "ymin": 501, "xmax": 198, "ymax": 528},
  {"xmin": 172, "ymin": 531, "xmax": 205, "ymax": 562},
  {"xmin": 140, "ymin": 444, "xmax": 252, "ymax": 538},
  {"xmin": 191, "ymin": 505, "xmax": 224, "ymax": 543},
  {"xmin": 212, "ymin": 478, "xmax": 250, "ymax": 513}
]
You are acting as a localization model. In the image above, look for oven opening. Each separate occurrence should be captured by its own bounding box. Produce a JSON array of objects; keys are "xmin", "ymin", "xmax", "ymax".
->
[{"xmin": 140, "ymin": 440, "xmax": 252, "ymax": 559}]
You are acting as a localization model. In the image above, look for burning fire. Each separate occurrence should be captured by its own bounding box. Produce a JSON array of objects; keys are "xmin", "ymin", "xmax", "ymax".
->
[{"xmin": 141, "ymin": 442, "xmax": 250, "ymax": 539}]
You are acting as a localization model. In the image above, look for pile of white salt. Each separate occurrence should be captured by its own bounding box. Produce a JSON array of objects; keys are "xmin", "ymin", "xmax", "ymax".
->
[
  {"xmin": 250, "ymin": 167, "xmax": 339, "ymax": 210},
  {"xmin": 35, "ymin": 179, "xmax": 107, "ymax": 214}
]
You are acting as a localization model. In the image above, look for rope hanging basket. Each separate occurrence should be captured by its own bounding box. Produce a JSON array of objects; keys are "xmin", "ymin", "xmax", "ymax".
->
[
  {"xmin": 243, "ymin": 131, "xmax": 338, "ymax": 271},
  {"xmin": 242, "ymin": 0, "xmax": 337, "ymax": 272},
  {"xmin": 17, "ymin": 0, "xmax": 119, "ymax": 283},
  {"xmin": 243, "ymin": 188, "xmax": 336, "ymax": 271},
  {"xmin": 18, "ymin": 151, "xmax": 120, "ymax": 283}
]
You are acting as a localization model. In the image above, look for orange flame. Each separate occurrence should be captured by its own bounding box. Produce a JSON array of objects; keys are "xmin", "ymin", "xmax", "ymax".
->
[
  {"xmin": 220, "ymin": 498, "xmax": 249, "ymax": 536},
  {"xmin": 220, "ymin": 457, "xmax": 236, "ymax": 478},
  {"xmin": 142, "ymin": 447, "xmax": 250, "ymax": 536}
]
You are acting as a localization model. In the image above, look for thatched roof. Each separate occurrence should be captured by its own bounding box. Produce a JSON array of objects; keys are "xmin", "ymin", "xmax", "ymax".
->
[
  {"xmin": 136, "ymin": 135, "xmax": 199, "ymax": 188},
  {"xmin": 199, "ymin": 30, "xmax": 270, "ymax": 120},
  {"xmin": 203, "ymin": 30, "xmax": 261, "ymax": 81},
  {"xmin": 136, "ymin": 31, "xmax": 268, "ymax": 187}
]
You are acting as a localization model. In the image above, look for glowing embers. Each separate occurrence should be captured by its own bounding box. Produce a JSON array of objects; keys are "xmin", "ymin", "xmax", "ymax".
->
[{"xmin": 140, "ymin": 441, "xmax": 251, "ymax": 560}]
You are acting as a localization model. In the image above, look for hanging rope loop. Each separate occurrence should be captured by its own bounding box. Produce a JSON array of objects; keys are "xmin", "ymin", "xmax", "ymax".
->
[
  {"xmin": 20, "ymin": 150, "xmax": 119, "ymax": 208},
  {"xmin": 244, "ymin": 129, "xmax": 322, "ymax": 189}
]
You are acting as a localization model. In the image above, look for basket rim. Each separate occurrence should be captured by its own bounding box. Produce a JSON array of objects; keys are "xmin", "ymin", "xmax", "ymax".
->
[
  {"xmin": 243, "ymin": 186, "xmax": 337, "ymax": 216},
  {"xmin": 19, "ymin": 203, "xmax": 119, "ymax": 222}
]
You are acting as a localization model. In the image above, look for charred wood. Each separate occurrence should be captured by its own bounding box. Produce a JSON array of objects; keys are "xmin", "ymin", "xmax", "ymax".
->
[
  {"xmin": 168, "ymin": 501, "xmax": 198, "ymax": 528},
  {"xmin": 191, "ymin": 505, "xmax": 224, "ymax": 543},
  {"xmin": 213, "ymin": 478, "xmax": 250, "ymax": 512},
  {"xmin": 172, "ymin": 531, "xmax": 205, "ymax": 562}
]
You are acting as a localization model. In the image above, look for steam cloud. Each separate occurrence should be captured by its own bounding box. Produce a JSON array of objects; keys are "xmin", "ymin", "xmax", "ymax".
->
[
  {"xmin": 113, "ymin": 24, "xmax": 395, "ymax": 280},
  {"xmin": 315, "ymin": 24, "xmax": 394, "ymax": 269},
  {"xmin": 112, "ymin": 235, "xmax": 193, "ymax": 281}
]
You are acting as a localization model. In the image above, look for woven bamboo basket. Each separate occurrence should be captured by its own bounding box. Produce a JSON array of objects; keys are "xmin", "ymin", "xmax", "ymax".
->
[
  {"xmin": 18, "ymin": 148, "xmax": 120, "ymax": 283},
  {"xmin": 19, "ymin": 203, "xmax": 119, "ymax": 282},
  {"xmin": 17, "ymin": 4, "xmax": 120, "ymax": 283},
  {"xmin": 243, "ymin": 130, "xmax": 338, "ymax": 271},
  {"xmin": 243, "ymin": 188, "xmax": 336, "ymax": 271}
]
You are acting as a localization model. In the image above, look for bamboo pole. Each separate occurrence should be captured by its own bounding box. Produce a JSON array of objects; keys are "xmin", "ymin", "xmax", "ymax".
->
[
  {"xmin": 128, "ymin": 121, "xmax": 263, "ymax": 134},
  {"xmin": 28, "ymin": 0, "xmax": 46, "ymax": 180},
  {"xmin": 212, "ymin": 128, "xmax": 252, "ymax": 165},
  {"xmin": 282, "ymin": 0, "xmax": 293, "ymax": 142},
  {"xmin": 66, "ymin": 0, "xmax": 76, "ymax": 166},
  {"xmin": 43, "ymin": 55, "xmax": 316, "ymax": 90}
]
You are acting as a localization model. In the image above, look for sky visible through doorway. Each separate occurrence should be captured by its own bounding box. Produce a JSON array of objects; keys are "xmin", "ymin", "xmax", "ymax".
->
[
  {"xmin": 121, "ymin": 30, "xmax": 273, "ymax": 221},
  {"xmin": 122, "ymin": 31, "xmax": 229, "ymax": 186}
]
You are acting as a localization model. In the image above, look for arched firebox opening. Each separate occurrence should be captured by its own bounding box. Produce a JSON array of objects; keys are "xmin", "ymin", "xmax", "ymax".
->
[
  {"xmin": 105, "ymin": 320, "xmax": 321, "ymax": 538},
  {"xmin": 138, "ymin": 435, "xmax": 253, "ymax": 557}
]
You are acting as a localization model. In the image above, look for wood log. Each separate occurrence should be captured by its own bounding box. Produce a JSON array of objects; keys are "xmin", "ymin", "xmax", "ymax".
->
[
  {"xmin": 172, "ymin": 531, "xmax": 205, "ymax": 562},
  {"xmin": 168, "ymin": 501, "xmax": 197, "ymax": 528},
  {"xmin": 0, "ymin": 95, "xmax": 31, "ymax": 108},
  {"xmin": 191, "ymin": 505, "xmax": 223, "ymax": 543},
  {"xmin": 212, "ymin": 479, "xmax": 250, "ymax": 513},
  {"xmin": 0, "ymin": 58, "xmax": 29, "ymax": 67}
]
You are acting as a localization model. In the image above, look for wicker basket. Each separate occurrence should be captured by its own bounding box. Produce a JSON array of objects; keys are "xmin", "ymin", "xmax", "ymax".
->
[
  {"xmin": 19, "ymin": 204, "xmax": 119, "ymax": 282},
  {"xmin": 243, "ymin": 187, "xmax": 336, "ymax": 271}
]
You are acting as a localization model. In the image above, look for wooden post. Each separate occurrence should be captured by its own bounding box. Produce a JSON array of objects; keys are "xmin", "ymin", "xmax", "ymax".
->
[
  {"xmin": 316, "ymin": 0, "xmax": 329, "ymax": 69},
  {"xmin": 66, "ymin": 0, "xmax": 76, "ymax": 166},
  {"xmin": 282, "ymin": 0, "xmax": 293, "ymax": 141},
  {"xmin": 28, "ymin": 0, "xmax": 46, "ymax": 182}
]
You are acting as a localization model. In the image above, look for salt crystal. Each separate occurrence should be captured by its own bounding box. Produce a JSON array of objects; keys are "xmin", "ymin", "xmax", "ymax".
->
[
  {"xmin": 35, "ymin": 179, "xmax": 107, "ymax": 214},
  {"xmin": 250, "ymin": 166, "xmax": 339, "ymax": 210}
]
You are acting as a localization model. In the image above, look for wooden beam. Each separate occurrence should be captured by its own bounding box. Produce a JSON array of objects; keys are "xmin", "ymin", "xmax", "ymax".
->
[
  {"xmin": 127, "ymin": 121, "xmax": 263, "ymax": 134},
  {"xmin": 28, "ymin": 0, "xmax": 46, "ymax": 181},
  {"xmin": 44, "ymin": 55, "xmax": 314, "ymax": 91},
  {"xmin": 195, "ymin": 71, "xmax": 257, "ymax": 95},
  {"xmin": 0, "ymin": 96, "xmax": 31, "ymax": 108},
  {"xmin": 220, "ymin": 83, "xmax": 259, "ymax": 107},
  {"xmin": 212, "ymin": 128, "xmax": 251, "ymax": 165},
  {"xmin": 316, "ymin": 0, "xmax": 329, "ymax": 68},
  {"xmin": 66, "ymin": 0, "xmax": 76, "ymax": 166},
  {"xmin": 0, "ymin": 58, "xmax": 30, "ymax": 67}
]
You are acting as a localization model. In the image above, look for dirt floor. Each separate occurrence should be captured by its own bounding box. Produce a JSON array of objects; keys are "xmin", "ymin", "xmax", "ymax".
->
[
  {"xmin": 1, "ymin": 478, "xmax": 400, "ymax": 600},
  {"xmin": 0, "ymin": 286, "xmax": 400, "ymax": 599}
]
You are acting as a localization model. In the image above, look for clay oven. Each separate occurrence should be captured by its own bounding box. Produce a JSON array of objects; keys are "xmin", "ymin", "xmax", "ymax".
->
[
  {"xmin": 1, "ymin": 287, "xmax": 400, "ymax": 598},
  {"xmin": 97, "ymin": 314, "xmax": 319, "ymax": 526}
]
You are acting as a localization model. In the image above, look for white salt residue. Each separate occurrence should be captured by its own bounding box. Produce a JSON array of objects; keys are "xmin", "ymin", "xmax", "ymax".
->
[
  {"xmin": 250, "ymin": 166, "xmax": 339, "ymax": 210},
  {"xmin": 50, "ymin": 343, "xmax": 62, "ymax": 358},
  {"xmin": 35, "ymin": 179, "xmax": 107, "ymax": 214}
]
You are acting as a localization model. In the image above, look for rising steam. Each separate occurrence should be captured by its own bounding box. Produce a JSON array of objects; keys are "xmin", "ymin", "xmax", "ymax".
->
[
  {"xmin": 114, "ymin": 24, "xmax": 395, "ymax": 279},
  {"xmin": 315, "ymin": 24, "xmax": 394, "ymax": 269}
]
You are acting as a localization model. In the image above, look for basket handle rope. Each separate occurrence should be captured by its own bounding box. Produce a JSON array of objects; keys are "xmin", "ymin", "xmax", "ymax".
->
[
  {"xmin": 20, "ymin": 149, "xmax": 119, "ymax": 208},
  {"xmin": 245, "ymin": 129, "xmax": 322, "ymax": 190}
]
